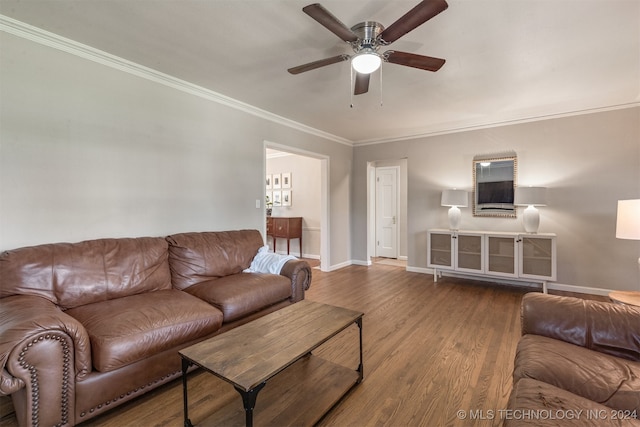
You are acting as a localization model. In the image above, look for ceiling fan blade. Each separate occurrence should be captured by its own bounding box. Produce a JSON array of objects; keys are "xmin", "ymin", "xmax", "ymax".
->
[
  {"xmin": 384, "ymin": 50, "xmax": 445, "ymax": 71},
  {"xmin": 303, "ymin": 3, "xmax": 358, "ymax": 43},
  {"xmin": 354, "ymin": 73, "xmax": 370, "ymax": 95},
  {"xmin": 378, "ymin": 0, "xmax": 448, "ymax": 45},
  {"xmin": 287, "ymin": 54, "xmax": 350, "ymax": 74}
]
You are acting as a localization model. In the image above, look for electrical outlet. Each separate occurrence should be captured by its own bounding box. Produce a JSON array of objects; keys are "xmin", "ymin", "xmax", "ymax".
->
[{"xmin": 256, "ymin": 199, "xmax": 261, "ymax": 209}]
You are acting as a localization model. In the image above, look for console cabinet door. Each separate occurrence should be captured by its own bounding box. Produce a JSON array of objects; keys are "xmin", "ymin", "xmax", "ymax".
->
[
  {"xmin": 428, "ymin": 230, "xmax": 454, "ymax": 269},
  {"xmin": 518, "ymin": 234, "xmax": 557, "ymax": 281},
  {"xmin": 455, "ymin": 232, "xmax": 484, "ymax": 274},
  {"xmin": 485, "ymin": 234, "xmax": 518, "ymax": 278}
]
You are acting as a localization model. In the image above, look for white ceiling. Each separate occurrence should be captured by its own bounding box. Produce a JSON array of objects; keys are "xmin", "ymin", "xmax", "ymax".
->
[{"xmin": 1, "ymin": 0, "xmax": 638, "ymax": 144}]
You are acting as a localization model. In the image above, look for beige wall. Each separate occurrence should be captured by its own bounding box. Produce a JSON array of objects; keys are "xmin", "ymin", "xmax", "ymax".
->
[
  {"xmin": 2, "ymin": 29, "xmax": 638, "ymax": 292},
  {"xmin": 353, "ymin": 107, "xmax": 640, "ymax": 292},
  {"xmin": 0, "ymin": 32, "xmax": 352, "ymax": 268}
]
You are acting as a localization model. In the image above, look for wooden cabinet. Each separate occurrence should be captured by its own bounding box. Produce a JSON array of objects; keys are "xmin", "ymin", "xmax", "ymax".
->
[
  {"xmin": 427, "ymin": 229, "xmax": 556, "ymax": 292},
  {"xmin": 267, "ymin": 217, "xmax": 302, "ymax": 256}
]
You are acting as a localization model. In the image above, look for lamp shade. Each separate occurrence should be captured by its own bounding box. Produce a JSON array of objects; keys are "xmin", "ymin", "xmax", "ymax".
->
[
  {"xmin": 441, "ymin": 189, "xmax": 468, "ymax": 207},
  {"xmin": 514, "ymin": 187, "xmax": 547, "ymax": 206},
  {"xmin": 616, "ymin": 199, "xmax": 640, "ymax": 240}
]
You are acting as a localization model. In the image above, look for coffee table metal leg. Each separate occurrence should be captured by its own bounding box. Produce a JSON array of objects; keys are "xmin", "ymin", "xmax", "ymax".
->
[
  {"xmin": 356, "ymin": 317, "xmax": 364, "ymax": 383},
  {"xmin": 234, "ymin": 382, "xmax": 266, "ymax": 427},
  {"xmin": 181, "ymin": 358, "xmax": 194, "ymax": 427}
]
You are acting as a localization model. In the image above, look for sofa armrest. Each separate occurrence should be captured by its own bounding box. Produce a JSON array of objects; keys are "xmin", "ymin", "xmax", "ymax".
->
[
  {"xmin": 1, "ymin": 294, "xmax": 93, "ymax": 426},
  {"xmin": 280, "ymin": 259, "xmax": 312, "ymax": 303},
  {"xmin": 521, "ymin": 292, "xmax": 640, "ymax": 361},
  {"xmin": 0, "ymin": 295, "xmax": 91, "ymax": 386}
]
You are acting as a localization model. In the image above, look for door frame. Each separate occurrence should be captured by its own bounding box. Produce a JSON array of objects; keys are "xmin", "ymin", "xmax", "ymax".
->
[
  {"xmin": 375, "ymin": 166, "xmax": 400, "ymax": 258},
  {"xmin": 264, "ymin": 141, "xmax": 330, "ymax": 272},
  {"xmin": 367, "ymin": 160, "xmax": 407, "ymax": 265}
]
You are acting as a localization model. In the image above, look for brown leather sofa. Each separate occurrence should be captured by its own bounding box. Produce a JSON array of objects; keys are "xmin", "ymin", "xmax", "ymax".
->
[
  {"xmin": 0, "ymin": 229, "xmax": 311, "ymax": 427},
  {"xmin": 505, "ymin": 293, "xmax": 640, "ymax": 427}
]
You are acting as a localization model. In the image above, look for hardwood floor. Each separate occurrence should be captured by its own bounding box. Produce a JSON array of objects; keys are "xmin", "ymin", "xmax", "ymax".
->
[
  {"xmin": 1, "ymin": 264, "xmax": 606, "ymax": 427},
  {"xmin": 307, "ymin": 265, "xmax": 525, "ymax": 427}
]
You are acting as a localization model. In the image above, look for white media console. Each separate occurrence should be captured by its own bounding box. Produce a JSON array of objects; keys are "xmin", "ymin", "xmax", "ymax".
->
[{"xmin": 427, "ymin": 229, "xmax": 556, "ymax": 293}]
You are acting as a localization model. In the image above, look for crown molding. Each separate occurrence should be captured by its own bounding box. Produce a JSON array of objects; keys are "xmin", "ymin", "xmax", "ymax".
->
[
  {"xmin": 2, "ymin": 15, "xmax": 637, "ymax": 149},
  {"xmin": 352, "ymin": 102, "xmax": 640, "ymax": 146},
  {"xmin": 0, "ymin": 14, "xmax": 353, "ymax": 147}
]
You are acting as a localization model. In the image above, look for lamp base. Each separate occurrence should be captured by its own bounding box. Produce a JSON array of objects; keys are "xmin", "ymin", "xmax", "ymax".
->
[
  {"xmin": 522, "ymin": 205, "xmax": 540, "ymax": 233},
  {"xmin": 448, "ymin": 206, "xmax": 461, "ymax": 230}
]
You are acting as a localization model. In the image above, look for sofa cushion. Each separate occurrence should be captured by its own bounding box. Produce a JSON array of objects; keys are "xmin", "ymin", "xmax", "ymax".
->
[
  {"xmin": 184, "ymin": 273, "xmax": 291, "ymax": 323},
  {"xmin": 166, "ymin": 230, "xmax": 264, "ymax": 290},
  {"xmin": 514, "ymin": 334, "xmax": 640, "ymax": 412},
  {"xmin": 505, "ymin": 378, "xmax": 640, "ymax": 427},
  {"xmin": 65, "ymin": 289, "xmax": 223, "ymax": 372},
  {"xmin": 0, "ymin": 237, "xmax": 171, "ymax": 309}
]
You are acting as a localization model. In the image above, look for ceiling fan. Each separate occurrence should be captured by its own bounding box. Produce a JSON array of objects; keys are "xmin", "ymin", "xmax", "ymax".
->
[{"xmin": 288, "ymin": 0, "xmax": 448, "ymax": 96}]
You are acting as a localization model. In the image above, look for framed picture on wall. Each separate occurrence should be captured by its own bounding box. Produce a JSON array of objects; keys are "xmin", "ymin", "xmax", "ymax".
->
[
  {"xmin": 273, "ymin": 190, "xmax": 282, "ymax": 205},
  {"xmin": 266, "ymin": 174, "xmax": 272, "ymax": 189},
  {"xmin": 282, "ymin": 172, "xmax": 291, "ymax": 189},
  {"xmin": 282, "ymin": 190, "xmax": 292, "ymax": 206},
  {"xmin": 273, "ymin": 174, "xmax": 281, "ymax": 189}
]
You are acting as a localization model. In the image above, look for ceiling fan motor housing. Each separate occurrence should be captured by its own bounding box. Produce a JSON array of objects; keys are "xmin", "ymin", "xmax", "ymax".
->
[{"xmin": 350, "ymin": 21, "xmax": 385, "ymax": 53}]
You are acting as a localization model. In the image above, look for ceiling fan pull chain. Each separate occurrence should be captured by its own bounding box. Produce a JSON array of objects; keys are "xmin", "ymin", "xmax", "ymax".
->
[
  {"xmin": 379, "ymin": 64, "xmax": 384, "ymax": 107},
  {"xmin": 350, "ymin": 66, "xmax": 355, "ymax": 108}
]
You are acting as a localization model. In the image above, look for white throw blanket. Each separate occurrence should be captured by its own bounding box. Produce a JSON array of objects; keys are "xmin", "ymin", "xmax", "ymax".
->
[{"xmin": 243, "ymin": 245, "xmax": 297, "ymax": 274}]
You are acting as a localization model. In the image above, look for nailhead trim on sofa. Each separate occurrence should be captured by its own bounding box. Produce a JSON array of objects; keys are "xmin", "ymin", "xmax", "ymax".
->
[
  {"xmin": 18, "ymin": 335, "xmax": 71, "ymax": 427},
  {"xmin": 78, "ymin": 370, "xmax": 181, "ymax": 419}
]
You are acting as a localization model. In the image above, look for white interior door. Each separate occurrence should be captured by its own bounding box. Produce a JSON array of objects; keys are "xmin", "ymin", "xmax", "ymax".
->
[{"xmin": 376, "ymin": 167, "xmax": 398, "ymax": 258}]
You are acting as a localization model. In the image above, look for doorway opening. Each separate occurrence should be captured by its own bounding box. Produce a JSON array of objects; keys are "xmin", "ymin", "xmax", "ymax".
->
[
  {"xmin": 264, "ymin": 142, "xmax": 329, "ymax": 272},
  {"xmin": 367, "ymin": 159, "xmax": 408, "ymax": 266}
]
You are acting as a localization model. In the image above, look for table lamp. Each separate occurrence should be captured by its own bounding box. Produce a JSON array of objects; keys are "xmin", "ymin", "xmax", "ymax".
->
[
  {"xmin": 616, "ymin": 199, "xmax": 640, "ymax": 266},
  {"xmin": 609, "ymin": 199, "xmax": 640, "ymax": 305},
  {"xmin": 514, "ymin": 187, "xmax": 547, "ymax": 233},
  {"xmin": 441, "ymin": 189, "xmax": 468, "ymax": 230}
]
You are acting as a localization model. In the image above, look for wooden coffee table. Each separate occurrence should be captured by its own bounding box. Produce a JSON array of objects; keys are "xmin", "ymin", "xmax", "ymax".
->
[{"xmin": 179, "ymin": 300, "xmax": 364, "ymax": 427}]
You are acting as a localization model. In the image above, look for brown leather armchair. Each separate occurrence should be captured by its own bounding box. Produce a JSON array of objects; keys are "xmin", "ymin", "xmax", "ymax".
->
[{"xmin": 505, "ymin": 293, "xmax": 640, "ymax": 426}]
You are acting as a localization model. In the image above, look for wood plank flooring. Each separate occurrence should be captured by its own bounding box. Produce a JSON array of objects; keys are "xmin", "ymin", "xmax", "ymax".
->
[
  {"xmin": 0, "ymin": 263, "xmax": 605, "ymax": 427},
  {"xmin": 307, "ymin": 265, "xmax": 525, "ymax": 427}
]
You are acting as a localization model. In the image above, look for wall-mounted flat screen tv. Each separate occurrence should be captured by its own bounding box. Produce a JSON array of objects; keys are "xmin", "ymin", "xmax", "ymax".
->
[{"xmin": 477, "ymin": 180, "xmax": 514, "ymax": 206}]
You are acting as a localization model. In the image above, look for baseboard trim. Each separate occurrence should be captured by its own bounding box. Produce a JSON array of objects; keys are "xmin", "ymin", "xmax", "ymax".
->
[
  {"xmin": 328, "ymin": 262, "xmax": 616, "ymax": 297},
  {"xmin": 328, "ymin": 260, "xmax": 358, "ymax": 271},
  {"xmin": 273, "ymin": 251, "xmax": 320, "ymax": 260},
  {"xmin": 406, "ymin": 266, "xmax": 431, "ymax": 274},
  {"xmin": 406, "ymin": 267, "xmax": 613, "ymax": 296}
]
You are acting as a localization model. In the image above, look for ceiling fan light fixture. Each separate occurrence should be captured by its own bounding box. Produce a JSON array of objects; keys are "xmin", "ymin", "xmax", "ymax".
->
[{"xmin": 351, "ymin": 51, "xmax": 382, "ymax": 74}]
